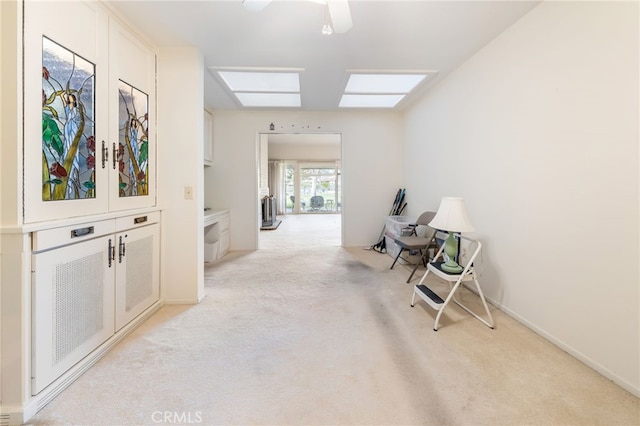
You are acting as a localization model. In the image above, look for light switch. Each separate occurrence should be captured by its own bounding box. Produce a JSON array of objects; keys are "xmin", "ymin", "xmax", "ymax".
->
[{"xmin": 184, "ymin": 186, "xmax": 194, "ymax": 200}]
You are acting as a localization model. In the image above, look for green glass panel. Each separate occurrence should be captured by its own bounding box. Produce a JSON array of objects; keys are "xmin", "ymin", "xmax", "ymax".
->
[{"xmin": 42, "ymin": 37, "xmax": 96, "ymax": 201}]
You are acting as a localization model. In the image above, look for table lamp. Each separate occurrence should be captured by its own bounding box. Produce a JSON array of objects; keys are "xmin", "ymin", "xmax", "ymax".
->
[{"xmin": 428, "ymin": 197, "xmax": 474, "ymax": 273}]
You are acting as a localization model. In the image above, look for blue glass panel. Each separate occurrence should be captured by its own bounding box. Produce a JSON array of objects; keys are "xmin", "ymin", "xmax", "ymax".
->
[{"xmin": 118, "ymin": 80, "xmax": 149, "ymax": 197}]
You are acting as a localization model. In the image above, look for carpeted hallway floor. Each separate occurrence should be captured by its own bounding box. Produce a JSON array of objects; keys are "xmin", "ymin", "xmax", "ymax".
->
[{"xmin": 28, "ymin": 214, "xmax": 639, "ymax": 425}]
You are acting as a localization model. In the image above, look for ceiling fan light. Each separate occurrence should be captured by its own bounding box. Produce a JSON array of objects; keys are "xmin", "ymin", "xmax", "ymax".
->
[
  {"xmin": 327, "ymin": 0, "xmax": 352, "ymax": 34},
  {"xmin": 322, "ymin": 4, "xmax": 334, "ymax": 35}
]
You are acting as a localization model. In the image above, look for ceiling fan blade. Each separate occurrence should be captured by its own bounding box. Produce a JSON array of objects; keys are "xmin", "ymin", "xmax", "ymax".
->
[
  {"xmin": 327, "ymin": 0, "xmax": 352, "ymax": 34},
  {"xmin": 242, "ymin": 0, "xmax": 272, "ymax": 12}
]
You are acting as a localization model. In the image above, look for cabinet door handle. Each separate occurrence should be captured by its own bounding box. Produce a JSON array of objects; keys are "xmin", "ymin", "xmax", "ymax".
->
[
  {"xmin": 112, "ymin": 143, "xmax": 117, "ymax": 170},
  {"xmin": 118, "ymin": 235, "xmax": 126, "ymax": 263},
  {"xmin": 108, "ymin": 238, "xmax": 115, "ymax": 268},
  {"xmin": 102, "ymin": 140, "xmax": 108, "ymax": 169}
]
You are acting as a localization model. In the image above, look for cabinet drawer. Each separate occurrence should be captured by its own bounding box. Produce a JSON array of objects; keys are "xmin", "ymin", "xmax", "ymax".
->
[
  {"xmin": 115, "ymin": 211, "xmax": 160, "ymax": 231},
  {"xmin": 33, "ymin": 219, "xmax": 116, "ymax": 252}
]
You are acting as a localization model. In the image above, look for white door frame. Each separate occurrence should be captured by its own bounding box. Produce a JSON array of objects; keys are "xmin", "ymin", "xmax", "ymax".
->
[{"xmin": 255, "ymin": 132, "xmax": 343, "ymax": 248}]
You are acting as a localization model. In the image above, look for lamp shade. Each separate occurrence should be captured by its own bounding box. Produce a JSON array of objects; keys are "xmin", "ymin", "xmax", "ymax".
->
[{"xmin": 428, "ymin": 197, "xmax": 475, "ymax": 233}]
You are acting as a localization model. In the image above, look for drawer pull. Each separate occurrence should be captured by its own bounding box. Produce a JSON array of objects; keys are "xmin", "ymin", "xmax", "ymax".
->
[
  {"xmin": 70, "ymin": 226, "xmax": 94, "ymax": 238},
  {"xmin": 134, "ymin": 216, "xmax": 148, "ymax": 224}
]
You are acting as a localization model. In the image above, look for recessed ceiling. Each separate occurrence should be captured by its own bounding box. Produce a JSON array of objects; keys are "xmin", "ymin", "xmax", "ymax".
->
[
  {"xmin": 107, "ymin": 0, "xmax": 540, "ymax": 111},
  {"xmin": 217, "ymin": 70, "xmax": 302, "ymax": 107},
  {"xmin": 216, "ymin": 69, "xmax": 433, "ymax": 108},
  {"xmin": 339, "ymin": 72, "xmax": 433, "ymax": 108},
  {"xmin": 344, "ymin": 73, "xmax": 427, "ymax": 94},
  {"xmin": 339, "ymin": 94, "xmax": 404, "ymax": 108},
  {"xmin": 235, "ymin": 92, "xmax": 302, "ymax": 107},
  {"xmin": 217, "ymin": 71, "xmax": 301, "ymax": 92}
]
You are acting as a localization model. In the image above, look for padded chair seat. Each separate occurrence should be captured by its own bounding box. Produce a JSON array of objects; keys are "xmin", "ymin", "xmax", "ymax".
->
[{"xmin": 394, "ymin": 235, "xmax": 433, "ymax": 250}]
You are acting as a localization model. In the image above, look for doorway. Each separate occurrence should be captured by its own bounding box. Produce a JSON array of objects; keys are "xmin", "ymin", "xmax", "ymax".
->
[{"xmin": 258, "ymin": 133, "xmax": 342, "ymax": 249}]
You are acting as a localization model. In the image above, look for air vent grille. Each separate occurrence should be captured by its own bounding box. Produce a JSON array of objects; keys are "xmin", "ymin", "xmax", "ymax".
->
[
  {"xmin": 125, "ymin": 236, "xmax": 153, "ymax": 311},
  {"xmin": 54, "ymin": 252, "xmax": 104, "ymax": 364}
]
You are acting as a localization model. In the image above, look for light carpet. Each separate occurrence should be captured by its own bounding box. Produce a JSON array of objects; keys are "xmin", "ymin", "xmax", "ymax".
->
[{"xmin": 28, "ymin": 215, "xmax": 639, "ymax": 425}]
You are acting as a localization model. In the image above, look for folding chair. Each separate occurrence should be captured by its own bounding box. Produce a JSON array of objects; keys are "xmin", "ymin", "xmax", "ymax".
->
[{"xmin": 389, "ymin": 211, "xmax": 438, "ymax": 283}]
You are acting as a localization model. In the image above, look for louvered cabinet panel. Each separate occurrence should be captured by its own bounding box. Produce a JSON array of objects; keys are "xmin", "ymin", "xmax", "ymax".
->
[
  {"xmin": 114, "ymin": 223, "xmax": 160, "ymax": 331},
  {"xmin": 31, "ymin": 235, "xmax": 115, "ymax": 394}
]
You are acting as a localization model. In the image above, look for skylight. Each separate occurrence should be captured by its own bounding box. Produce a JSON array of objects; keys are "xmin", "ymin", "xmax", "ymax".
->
[
  {"xmin": 218, "ymin": 71, "xmax": 300, "ymax": 92},
  {"xmin": 344, "ymin": 74, "xmax": 425, "ymax": 94},
  {"xmin": 215, "ymin": 69, "xmax": 434, "ymax": 109},
  {"xmin": 216, "ymin": 70, "xmax": 302, "ymax": 108},
  {"xmin": 235, "ymin": 93, "xmax": 301, "ymax": 108},
  {"xmin": 339, "ymin": 94, "xmax": 405, "ymax": 108},
  {"xmin": 339, "ymin": 72, "xmax": 431, "ymax": 108}
]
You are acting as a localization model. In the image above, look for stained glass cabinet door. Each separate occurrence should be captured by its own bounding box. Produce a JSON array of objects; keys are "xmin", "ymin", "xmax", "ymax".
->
[
  {"xmin": 108, "ymin": 21, "xmax": 156, "ymax": 212},
  {"xmin": 23, "ymin": 1, "xmax": 110, "ymax": 223},
  {"xmin": 23, "ymin": 3, "xmax": 156, "ymax": 223},
  {"xmin": 116, "ymin": 81, "xmax": 150, "ymax": 199}
]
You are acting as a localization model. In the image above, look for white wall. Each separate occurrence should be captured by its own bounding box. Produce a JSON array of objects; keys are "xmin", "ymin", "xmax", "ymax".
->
[
  {"xmin": 0, "ymin": 0, "xmax": 21, "ymax": 227},
  {"xmin": 157, "ymin": 47, "xmax": 205, "ymax": 303},
  {"xmin": 0, "ymin": 1, "xmax": 24, "ymax": 410},
  {"xmin": 268, "ymin": 140, "xmax": 341, "ymax": 160},
  {"xmin": 206, "ymin": 110, "xmax": 403, "ymax": 249},
  {"xmin": 403, "ymin": 1, "xmax": 639, "ymax": 395}
]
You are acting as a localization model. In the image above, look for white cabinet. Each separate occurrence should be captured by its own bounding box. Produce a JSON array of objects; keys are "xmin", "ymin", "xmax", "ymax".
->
[
  {"xmin": 0, "ymin": 2, "xmax": 162, "ymax": 421},
  {"xmin": 31, "ymin": 212, "xmax": 160, "ymax": 394},
  {"xmin": 31, "ymin": 233, "xmax": 115, "ymax": 394},
  {"xmin": 23, "ymin": 0, "xmax": 109, "ymax": 222},
  {"xmin": 23, "ymin": 1, "xmax": 156, "ymax": 223},
  {"xmin": 218, "ymin": 213, "xmax": 230, "ymax": 258},
  {"xmin": 107, "ymin": 19, "xmax": 157, "ymax": 213},
  {"xmin": 204, "ymin": 109, "xmax": 214, "ymax": 166},
  {"xmin": 114, "ymin": 215, "xmax": 160, "ymax": 330},
  {"xmin": 204, "ymin": 210, "xmax": 230, "ymax": 262}
]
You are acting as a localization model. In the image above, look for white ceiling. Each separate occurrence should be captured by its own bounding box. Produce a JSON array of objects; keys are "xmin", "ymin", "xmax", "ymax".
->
[{"xmin": 109, "ymin": 0, "xmax": 540, "ymax": 112}]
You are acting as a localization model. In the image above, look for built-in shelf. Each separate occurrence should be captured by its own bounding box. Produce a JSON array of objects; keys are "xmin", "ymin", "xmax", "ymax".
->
[{"xmin": 204, "ymin": 209, "xmax": 228, "ymax": 227}]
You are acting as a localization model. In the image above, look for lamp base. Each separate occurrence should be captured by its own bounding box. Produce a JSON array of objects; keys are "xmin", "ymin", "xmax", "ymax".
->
[
  {"xmin": 440, "ymin": 260, "xmax": 463, "ymax": 273},
  {"xmin": 440, "ymin": 232, "xmax": 463, "ymax": 273}
]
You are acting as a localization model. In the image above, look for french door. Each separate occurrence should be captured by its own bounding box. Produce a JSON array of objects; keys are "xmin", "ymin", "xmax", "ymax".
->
[{"xmin": 284, "ymin": 161, "xmax": 341, "ymax": 214}]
